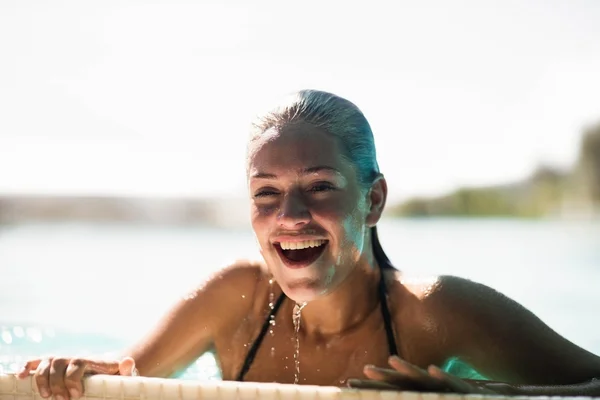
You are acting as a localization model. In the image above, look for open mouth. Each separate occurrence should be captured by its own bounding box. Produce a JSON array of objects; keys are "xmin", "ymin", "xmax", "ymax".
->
[{"xmin": 274, "ymin": 239, "xmax": 328, "ymax": 267}]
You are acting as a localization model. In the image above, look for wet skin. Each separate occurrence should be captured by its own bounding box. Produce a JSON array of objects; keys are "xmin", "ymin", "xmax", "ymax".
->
[{"xmin": 18, "ymin": 123, "xmax": 600, "ymax": 397}]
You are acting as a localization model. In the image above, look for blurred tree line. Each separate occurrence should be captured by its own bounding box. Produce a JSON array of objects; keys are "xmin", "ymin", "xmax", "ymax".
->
[
  {"xmin": 389, "ymin": 122, "xmax": 600, "ymax": 218},
  {"xmin": 575, "ymin": 121, "xmax": 600, "ymax": 204}
]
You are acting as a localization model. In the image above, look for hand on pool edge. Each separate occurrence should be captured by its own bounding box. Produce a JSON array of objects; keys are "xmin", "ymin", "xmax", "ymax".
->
[
  {"xmin": 17, "ymin": 356, "xmax": 138, "ymax": 399},
  {"xmin": 347, "ymin": 356, "xmax": 500, "ymax": 394}
]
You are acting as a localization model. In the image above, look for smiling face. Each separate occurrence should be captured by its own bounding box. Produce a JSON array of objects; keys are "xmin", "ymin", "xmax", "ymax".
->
[{"xmin": 247, "ymin": 122, "xmax": 374, "ymax": 303}]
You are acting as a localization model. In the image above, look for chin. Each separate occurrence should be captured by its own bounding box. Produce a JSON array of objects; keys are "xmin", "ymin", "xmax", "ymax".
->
[
  {"xmin": 280, "ymin": 277, "xmax": 328, "ymax": 304},
  {"xmin": 284, "ymin": 288, "xmax": 321, "ymax": 304},
  {"xmin": 265, "ymin": 253, "xmax": 337, "ymax": 302}
]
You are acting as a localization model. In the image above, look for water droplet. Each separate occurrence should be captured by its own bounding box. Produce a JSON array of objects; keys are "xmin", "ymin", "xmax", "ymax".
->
[
  {"xmin": 268, "ymin": 278, "xmax": 276, "ymax": 313},
  {"xmin": 183, "ymin": 290, "xmax": 198, "ymax": 300},
  {"xmin": 241, "ymin": 295, "xmax": 246, "ymax": 298},
  {"xmin": 270, "ymin": 347, "xmax": 275, "ymax": 357},
  {"xmin": 292, "ymin": 302, "xmax": 307, "ymax": 384}
]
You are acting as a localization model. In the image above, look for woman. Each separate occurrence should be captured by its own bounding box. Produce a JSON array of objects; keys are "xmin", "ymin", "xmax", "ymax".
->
[{"xmin": 18, "ymin": 90, "xmax": 600, "ymax": 398}]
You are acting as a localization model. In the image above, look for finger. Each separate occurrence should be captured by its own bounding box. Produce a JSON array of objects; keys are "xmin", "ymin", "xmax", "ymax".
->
[
  {"xmin": 363, "ymin": 365, "xmax": 415, "ymax": 385},
  {"xmin": 427, "ymin": 365, "xmax": 494, "ymax": 394},
  {"xmin": 347, "ymin": 379, "xmax": 402, "ymax": 391},
  {"xmin": 48, "ymin": 358, "xmax": 70, "ymax": 400},
  {"xmin": 388, "ymin": 357, "xmax": 439, "ymax": 382},
  {"xmin": 64, "ymin": 359, "xmax": 89, "ymax": 399},
  {"xmin": 387, "ymin": 357, "xmax": 446, "ymax": 391},
  {"xmin": 427, "ymin": 365, "xmax": 473, "ymax": 393},
  {"xmin": 78, "ymin": 360, "xmax": 120, "ymax": 375},
  {"xmin": 64, "ymin": 358, "xmax": 121, "ymax": 398},
  {"xmin": 388, "ymin": 356, "xmax": 430, "ymax": 379},
  {"xmin": 34, "ymin": 358, "xmax": 53, "ymax": 398},
  {"xmin": 363, "ymin": 365, "xmax": 435, "ymax": 392},
  {"xmin": 17, "ymin": 359, "xmax": 41, "ymax": 379}
]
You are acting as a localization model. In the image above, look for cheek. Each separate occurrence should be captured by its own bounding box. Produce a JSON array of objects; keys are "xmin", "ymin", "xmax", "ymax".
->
[
  {"xmin": 310, "ymin": 196, "xmax": 353, "ymax": 221},
  {"xmin": 251, "ymin": 202, "xmax": 277, "ymax": 223},
  {"xmin": 340, "ymin": 215, "xmax": 366, "ymax": 251},
  {"xmin": 253, "ymin": 202, "xmax": 279, "ymax": 218},
  {"xmin": 311, "ymin": 196, "xmax": 367, "ymax": 244},
  {"xmin": 250, "ymin": 208, "xmax": 272, "ymax": 247},
  {"xmin": 337, "ymin": 203, "xmax": 369, "ymax": 252}
]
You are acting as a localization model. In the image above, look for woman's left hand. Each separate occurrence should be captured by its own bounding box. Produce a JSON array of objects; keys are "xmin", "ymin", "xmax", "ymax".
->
[{"xmin": 348, "ymin": 356, "xmax": 504, "ymax": 394}]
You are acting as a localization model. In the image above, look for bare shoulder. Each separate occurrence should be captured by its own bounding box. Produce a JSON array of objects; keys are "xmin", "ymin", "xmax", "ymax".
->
[
  {"xmin": 383, "ymin": 270, "xmax": 454, "ymax": 365},
  {"xmin": 209, "ymin": 258, "xmax": 268, "ymax": 287},
  {"xmin": 385, "ymin": 269, "xmax": 443, "ymax": 302},
  {"xmin": 387, "ymin": 272, "xmax": 600, "ymax": 382},
  {"xmin": 124, "ymin": 259, "xmax": 271, "ymax": 377},
  {"xmin": 418, "ymin": 274, "xmax": 521, "ymax": 314},
  {"xmin": 387, "ymin": 272, "xmax": 504, "ymax": 305},
  {"xmin": 384, "ymin": 271, "xmax": 512, "ymax": 335},
  {"xmin": 174, "ymin": 258, "xmax": 270, "ymax": 329},
  {"xmin": 187, "ymin": 258, "xmax": 270, "ymax": 302}
]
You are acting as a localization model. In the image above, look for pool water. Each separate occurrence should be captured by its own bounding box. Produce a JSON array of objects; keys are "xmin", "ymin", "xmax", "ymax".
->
[{"xmin": 2, "ymin": 219, "xmax": 599, "ymax": 381}]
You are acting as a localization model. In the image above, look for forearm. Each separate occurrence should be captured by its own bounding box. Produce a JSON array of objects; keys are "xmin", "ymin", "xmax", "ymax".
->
[{"xmin": 122, "ymin": 343, "xmax": 204, "ymax": 378}]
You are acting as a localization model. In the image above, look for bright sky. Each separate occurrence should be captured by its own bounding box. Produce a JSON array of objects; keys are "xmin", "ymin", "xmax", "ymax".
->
[{"xmin": 1, "ymin": 0, "xmax": 600, "ymax": 202}]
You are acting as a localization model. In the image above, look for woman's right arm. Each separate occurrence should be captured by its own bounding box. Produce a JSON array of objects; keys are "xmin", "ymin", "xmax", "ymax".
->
[
  {"xmin": 18, "ymin": 260, "xmax": 263, "ymax": 399},
  {"xmin": 126, "ymin": 260, "xmax": 263, "ymax": 377}
]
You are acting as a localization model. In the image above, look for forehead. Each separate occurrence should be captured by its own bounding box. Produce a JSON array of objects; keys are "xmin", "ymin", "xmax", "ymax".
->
[{"xmin": 248, "ymin": 123, "xmax": 348, "ymax": 175}]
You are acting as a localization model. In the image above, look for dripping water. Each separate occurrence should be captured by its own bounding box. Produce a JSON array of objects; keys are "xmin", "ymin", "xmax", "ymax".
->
[
  {"xmin": 268, "ymin": 278, "xmax": 276, "ymax": 337},
  {"xmin": 293, "ymin": 302, "xmax": 307, "ymax": 384}
]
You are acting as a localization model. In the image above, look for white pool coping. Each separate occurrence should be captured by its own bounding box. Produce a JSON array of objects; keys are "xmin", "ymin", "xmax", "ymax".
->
[{"xmin": 0, "ymin": 374, "xmax": 595, "ymax": 400}]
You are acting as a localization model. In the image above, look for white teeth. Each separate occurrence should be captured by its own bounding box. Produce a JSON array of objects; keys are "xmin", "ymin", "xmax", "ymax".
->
[{"xmin": 279, "ymin": 239, "xmax": 326, "ymax": 250}]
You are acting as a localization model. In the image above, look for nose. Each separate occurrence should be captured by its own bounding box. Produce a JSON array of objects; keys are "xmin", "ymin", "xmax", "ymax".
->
[{"xmin": 277, "ymin": 191, "xmax": 311, "ymax": 228}]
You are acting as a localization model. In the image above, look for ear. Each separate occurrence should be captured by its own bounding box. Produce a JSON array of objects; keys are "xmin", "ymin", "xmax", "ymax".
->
[{"xmin": 366, "ymin": 175, "xmax": 387, "ymax": 227}]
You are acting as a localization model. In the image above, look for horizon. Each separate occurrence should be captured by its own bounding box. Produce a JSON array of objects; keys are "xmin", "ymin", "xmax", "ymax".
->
[{"xmin": 1, "ymin": 1, "xmax": 600, "ymax": 203}]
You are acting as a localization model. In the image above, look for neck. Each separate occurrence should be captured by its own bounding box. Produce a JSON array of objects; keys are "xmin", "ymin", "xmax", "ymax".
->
[{"xmin": 296, "ymin": 258, "xmax": 382, "ymax": 337}]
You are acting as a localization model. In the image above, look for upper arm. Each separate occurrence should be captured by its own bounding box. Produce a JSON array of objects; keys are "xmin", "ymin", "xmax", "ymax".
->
[
  {"xmin": 431, "ymin": 275, "xmax": 600, "ymax": 384},
  {"xmin": 124, "ymin": 260, "xmax": 263, "ymax": 378}
]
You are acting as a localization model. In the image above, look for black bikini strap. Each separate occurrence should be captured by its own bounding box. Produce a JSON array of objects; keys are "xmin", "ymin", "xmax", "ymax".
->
[
  {"xmin": 378, "ymin": 272, "xmax": 399, "ymax": 356},
  {"xmin": 235, "ymin": 291, "xmax": 286, "ymax": 381},
  {"xmin": 237, "ymin": 269, "xmax": 397, "ymax": 381}
]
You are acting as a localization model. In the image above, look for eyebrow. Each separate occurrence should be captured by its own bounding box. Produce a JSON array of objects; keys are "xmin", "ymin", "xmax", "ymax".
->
[{"xmin": 251, "ymin": 166, "xmax": 342, "ymax": 180}]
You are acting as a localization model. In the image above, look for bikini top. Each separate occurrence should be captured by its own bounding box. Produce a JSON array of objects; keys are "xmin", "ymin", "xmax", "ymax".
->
[{"xmin": 235, "ymin": 267, "xmax": 398, "ymax": 381}]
